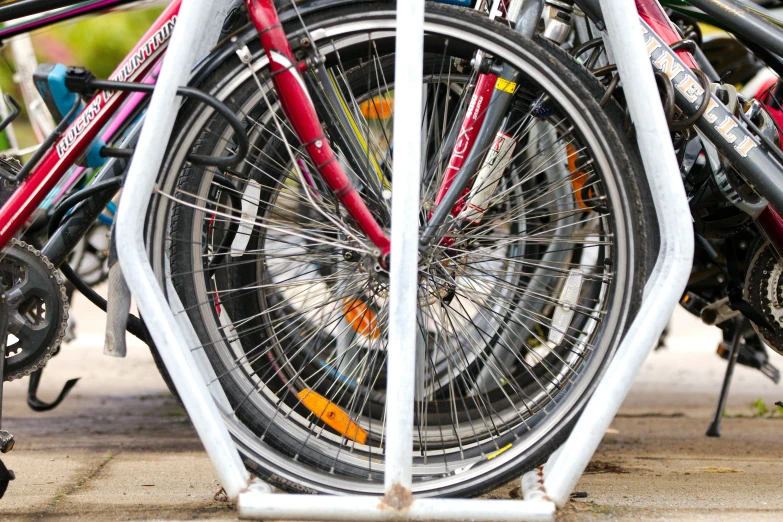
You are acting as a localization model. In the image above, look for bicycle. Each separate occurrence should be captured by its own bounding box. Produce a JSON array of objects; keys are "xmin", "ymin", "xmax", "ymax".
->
[
  {"xmin": 0, "ymin": 0, "xmax": 653, "ymax": 499},
  {"xmin": 146, "ymin": 0, "xmax": 650, "ymax": 496},
  {"xmin": 1, "ymin": 0, "xmax": 781, "ymax": 505}
]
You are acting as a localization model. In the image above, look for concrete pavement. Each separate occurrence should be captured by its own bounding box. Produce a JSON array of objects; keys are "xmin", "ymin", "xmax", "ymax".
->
[{"xmin": 1, "ymin": 294, "xmax": 782, "ymax": 520}]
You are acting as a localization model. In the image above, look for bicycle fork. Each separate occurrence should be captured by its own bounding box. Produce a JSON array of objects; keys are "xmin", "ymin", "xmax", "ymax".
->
[
  {"xmin": 243, "ymin": 0, "xmax": 391, "ymax": 255},
  {"xmin": 243, "ymin": 0, "xmax": 543, "ymax": 258},
  {"xmin": 421, "ymin": 0, "xmax": 544, "ymax": 247}
]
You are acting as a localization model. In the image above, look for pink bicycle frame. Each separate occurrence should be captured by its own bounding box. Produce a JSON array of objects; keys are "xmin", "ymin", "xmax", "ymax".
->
[
  {"xmin": 0, "ymin": 0, "xmax": 393, "ymax": 257},
  {"xmin": 0, "ymin": 0, "xmax": 181, "ymax": 247}
]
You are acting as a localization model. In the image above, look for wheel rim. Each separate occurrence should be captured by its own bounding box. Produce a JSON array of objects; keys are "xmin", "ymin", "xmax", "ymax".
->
[{"xmin": 152, "ymin": 7, "xmax": 634, "ymax": 495}]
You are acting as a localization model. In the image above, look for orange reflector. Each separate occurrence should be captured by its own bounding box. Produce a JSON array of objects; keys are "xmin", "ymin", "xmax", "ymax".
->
[
  {"xmin": 566, "ymin": 143, "xmax": 590, "ymax": 210},
  {"xmin": 359, "ymin": 95, "xmax": 394, "ymax": 120},
  {"xmin": 342, "ymin": 298, "xmax": 380, "ymax": 339},
  {"xmin": 297, "ymin": 389, "xmax": 368, "ymax": 444}
]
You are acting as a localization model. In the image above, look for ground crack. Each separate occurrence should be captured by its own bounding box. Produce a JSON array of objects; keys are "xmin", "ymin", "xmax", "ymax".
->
[{"xmin": 45, "ymin": 450, "xmax": 120, "ymax": 513}]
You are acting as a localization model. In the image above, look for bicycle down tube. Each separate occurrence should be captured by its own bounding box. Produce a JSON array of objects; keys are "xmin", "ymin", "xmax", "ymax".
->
[{"xmin": 576, "ymin": 0, "xmax": 783, "ymax": 254}]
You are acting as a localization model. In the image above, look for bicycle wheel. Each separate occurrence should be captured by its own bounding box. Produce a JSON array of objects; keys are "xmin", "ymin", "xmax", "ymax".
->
[{"xmin": 147, "ymin": 1, "xmax": 651, "ymax": 497}]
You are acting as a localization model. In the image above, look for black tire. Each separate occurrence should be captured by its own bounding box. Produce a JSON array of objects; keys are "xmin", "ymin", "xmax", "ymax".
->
[{"xmin": 146, "ymin": 2, "xmax": 653, "ymax": 498}]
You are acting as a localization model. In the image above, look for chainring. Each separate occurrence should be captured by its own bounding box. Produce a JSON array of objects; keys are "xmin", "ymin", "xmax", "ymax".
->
[
  {"xmin": 744, "ymin": 242, "xmax": 783, "ymax": 355},
  {"xmin": 1, "ymin": 240, "xmax": 69, "ymax": 381}
]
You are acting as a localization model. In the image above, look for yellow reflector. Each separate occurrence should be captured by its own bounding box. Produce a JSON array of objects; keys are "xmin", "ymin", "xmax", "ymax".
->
[
  {"xmin": 566, "ymin": 143, "xmax": 590, "ymax": 210},
  {"xmin": 342, "ymin": 298, "xmax": 380, "ymax": 339},
  {"xmin": 495, "ymin": 78, "xmax": 517, "ymax": 94},
  {"xmin": 297, "ymin": 389, "xmax": 368, "ymax": 444},
  {"xmin": 487, "ymin": 443, "xmax": 513, "ymax": 460},
  {"xmin": 359, "ymin": 95, "xmax": 394, "ymax": 120}
]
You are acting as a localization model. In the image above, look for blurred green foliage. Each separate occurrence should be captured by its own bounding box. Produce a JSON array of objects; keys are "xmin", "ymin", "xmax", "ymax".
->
[
  {"xmin": 0, "ymin": 6, "xmax": 163, "ymax": 146},
  {"xmin": 43, "ymin": 8, "xmax": 164, "ymax": 78}
]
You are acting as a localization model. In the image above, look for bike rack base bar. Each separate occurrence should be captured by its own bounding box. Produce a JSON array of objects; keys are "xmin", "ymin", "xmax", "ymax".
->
[{"xmin": 238, "ymin": 494, "xmax": 555, "ymax": 521}]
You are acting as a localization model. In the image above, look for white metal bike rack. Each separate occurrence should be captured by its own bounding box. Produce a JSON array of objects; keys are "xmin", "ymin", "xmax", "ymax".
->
[{"xmin": 115, "ymin": 0, "xmax": 694, "ymax": 519}]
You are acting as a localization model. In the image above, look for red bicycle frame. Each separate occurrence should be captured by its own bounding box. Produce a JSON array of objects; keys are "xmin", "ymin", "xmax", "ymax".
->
[
  {"xmin": 244, "ymin": 0, "xmax": 390, "ymax": 255},
  {"xmin": 0, "ymin": 0, "xmax": 393, "ymax": 257},
  {"xmin": 0, "ymin": 0, "xmax": 181, "ymax": 246},
  {"xmin": 433, "ymin": 72, "xmax": 497, "ymax": 210},
  {"xmin": 636, "ymin": 0, "xmax": 699, "ymax": 69}
]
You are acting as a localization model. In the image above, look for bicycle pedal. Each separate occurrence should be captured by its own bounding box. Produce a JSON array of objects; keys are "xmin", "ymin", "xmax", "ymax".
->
[{"xmin": 0, "ymin": 431, "xmax": 13, "ymax": 454}]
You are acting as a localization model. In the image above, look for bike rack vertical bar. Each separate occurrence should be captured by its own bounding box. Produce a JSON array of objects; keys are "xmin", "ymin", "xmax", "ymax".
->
[
  {"xmin": 383, "ymin": 0, "xmax": 426, "ymax": 497},
  {"xmin": 115, "ymin": 0, "xmax": 250, "ymax": 499},
  {"xmin": 539, "ymin": 0, "xmax": 694, "ymax": 506},
  {"xmin": 239, "ymin": 1, "xmax": 546, "ymax": 515}
]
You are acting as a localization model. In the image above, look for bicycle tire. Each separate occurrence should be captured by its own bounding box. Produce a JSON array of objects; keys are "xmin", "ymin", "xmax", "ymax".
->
[{"xmin": 146, "ymin": 1, "xmax": 653, "ymax": 498}]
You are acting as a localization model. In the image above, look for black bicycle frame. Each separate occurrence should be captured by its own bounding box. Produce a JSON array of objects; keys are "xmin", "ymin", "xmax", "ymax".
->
[
  {"xmin": 576, "ymin": 0, "xmax": 783, "ymax": 222},
  {"xmin": 0, "ymin": 0, "xmax": 139, "ymax": 41}
]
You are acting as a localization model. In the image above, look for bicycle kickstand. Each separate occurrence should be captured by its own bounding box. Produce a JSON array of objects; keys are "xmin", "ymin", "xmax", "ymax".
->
[{"xmin": 706, "ymin": 317, "xmax": 747, "ymax": 437}]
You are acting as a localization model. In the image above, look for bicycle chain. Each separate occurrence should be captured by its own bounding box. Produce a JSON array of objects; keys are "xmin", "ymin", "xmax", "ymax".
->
[{"xmin": 2, "ymin": 239, "xmax": 69, "ymax": 381}]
